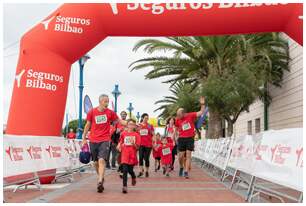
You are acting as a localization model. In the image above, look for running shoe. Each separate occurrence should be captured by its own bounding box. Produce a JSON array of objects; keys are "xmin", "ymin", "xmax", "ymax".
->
[
  {"xmin": 122, "ymin": 186, "xmax": 127, "ymax": 194},
  {"xmin": 97, "ymin": 179, "xmax": 104, "ymax": 193},
  {"xmin": 145, "ymin": 171, "xmax": 149, "ymax": 177},
  {"xmin": 184, "ymin": 171, "xmax": 189, "ymax": 179},
  {"xmin": 131, "ymin": 178, "xmax": 137, "ymax": 186},
  {"xmin": 137, "ymin": 172, "xmax": 143, "ymax": 177}
]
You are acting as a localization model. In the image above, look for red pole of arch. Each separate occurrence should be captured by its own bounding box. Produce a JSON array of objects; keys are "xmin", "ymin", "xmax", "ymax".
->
[{"xmin": 6, "ymin": 3, "xmax": 302, "ymax": 136}]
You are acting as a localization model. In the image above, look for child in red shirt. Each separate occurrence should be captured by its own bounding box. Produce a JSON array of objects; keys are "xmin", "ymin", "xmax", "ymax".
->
[
  {"xmin": 117, "ymin": 119, "xmax": 141, "ymax": 194},
  {"xmin": 160, "ymin": 137, "xmax": 174, "ymax": 177},
  {"xmin": 153, "ymin": 133, "xmax": 162, "ymax": 172}
]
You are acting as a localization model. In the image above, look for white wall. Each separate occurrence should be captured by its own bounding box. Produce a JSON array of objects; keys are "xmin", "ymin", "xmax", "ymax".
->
[{"xmin": 233, "ymin": 33, "xmax": 303, "ymax": 137}]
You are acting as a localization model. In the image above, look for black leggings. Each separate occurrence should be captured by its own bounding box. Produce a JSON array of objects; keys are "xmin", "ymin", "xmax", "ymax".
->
[
  {"xmin": 139, "ymin": 146, "xmax": 152, "ymax": 167},
  {"xmin": 122, "ymin": 164, "xmax": 136, "ymax": 187},
  {"xmin": 172, "ymin": 145, "xmax": 177, "ymax": 166}
]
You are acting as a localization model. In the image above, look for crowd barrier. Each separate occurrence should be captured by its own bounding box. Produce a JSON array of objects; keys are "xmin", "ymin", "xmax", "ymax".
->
[
  {"xmin": 3, "ymin": 135, "xmax": 90, "ymax": 193},
  {"xmin": 192, "ymin": 128, "xmax": 303, "ymax": 203}
]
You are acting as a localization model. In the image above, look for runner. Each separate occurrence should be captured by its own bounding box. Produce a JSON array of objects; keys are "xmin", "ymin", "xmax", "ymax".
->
[
  {"xmin": 106, "ymin": 124, "xmax": 119, "ymax": 169},
  {"xmin": 160, "ymin": 137, "xmax": 174, "ymax": 177},
  {"xmin": 116, "ymin": 111, "xmax": 128, "ymax": 178},
  {"xmin": 165, "ymin": 117, "xmax": 177, "ymax": 170},
  {"xmin": 117, "ymin": 119, "xmax": 140, "ymax": 194},
  {"xmin": 152, "ymin": 133, "xmax": 162, "ymax": 172},
  {"xmin": 175, "ymin": 96, "xmax": 206, "ymax": 179},
  {"xmin": 82, "ymin": 94, "xmax": 127, "ymax": 193},
  {"xmin": 137, "ymin": 113, "xmax": 155, "ymax": 178},
  {"xmin": 66, "ymin": 128, "xmax": 76, "ymax": 139}
]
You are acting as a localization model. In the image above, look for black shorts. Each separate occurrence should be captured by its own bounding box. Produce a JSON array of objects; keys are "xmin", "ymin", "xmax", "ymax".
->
[
  {"xmin": 155, "ymin": 157, "xmax": 161, "ymax": 161},
  {"xmin": 89, "ymin": 141, "xmax": 111, "ymax": 162},
  {"xmin": 178, "ymin": 137, "xmax": 194, "ymax": 152}
]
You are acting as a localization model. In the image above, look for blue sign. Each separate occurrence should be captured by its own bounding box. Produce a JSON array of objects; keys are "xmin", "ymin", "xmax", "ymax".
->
[{"xmin": 84, "ymin": 95, "xmax": 93, "ymax": 114}]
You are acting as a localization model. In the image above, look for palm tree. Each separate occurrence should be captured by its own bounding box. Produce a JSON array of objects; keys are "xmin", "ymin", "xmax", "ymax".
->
[
  {"xmin": 154, "ymin": 81, "xmax": 199, "ymax": 119},
  {"xmin": 130, "ymin": 33, "xmax": 289, "ymax": 138}
]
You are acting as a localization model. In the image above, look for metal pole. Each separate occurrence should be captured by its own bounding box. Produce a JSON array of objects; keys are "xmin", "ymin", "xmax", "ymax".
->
[
  {"xmin": 264, "ymin": 82, "xmax": 269, "ymax": 131},
  {"xmin": 78, "ymin": 61, "xmax": 84, "ymax": 139},
  {"xmin": 114, "ymin": 94, "xmax": 118, "ymax": 113},
  {"xmin": 246, "ymin": 176, "xmax": 256, "ymax": 202},
  {"xmin": 66, "ymin": 113, "xmax": 69, "ymax": 137}
]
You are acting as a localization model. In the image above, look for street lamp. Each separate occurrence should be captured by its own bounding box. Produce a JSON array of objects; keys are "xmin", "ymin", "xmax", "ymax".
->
[
  {"xmin": 112, "ymin": 84, "xmax": 121, "ymax": 113},
  {"xmin": 77, "ymin": 54, "xmax": 90, "ymax": 139},
  {"xmin": 127, "ymin": 103, "xmax": 134, "ymax": 119},
  {"xmin": 136, "ymin": 112, "xmax": 140, "ymax": 123}
]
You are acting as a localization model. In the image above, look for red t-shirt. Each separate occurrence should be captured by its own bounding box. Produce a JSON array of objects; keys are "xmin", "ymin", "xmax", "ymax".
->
[
  {"xmin": 166, "ymin": 137, "xmax": 175, "ymax": 146},
  {"xmin": 166, "ymin": 126, "xmax": 175, "ymax": 138},
  {"xmin": 175, "ymin": 112, "xmax": 197, "ymax": 138},
  {"xmin": 138, "ymin": 123, "xmax": 154, "ymax": 148},
  {"xmin": 116, "ymin": 121, "xmax": 126, "ymax": 133},
  {"xmin": 67, "ymin": 132, "xmax": 76, "ymax": 139},
  {"xmin": 152, "ymin": 140, "xmax": 162, "ymax": 158},
  {"xmin": 86, "ymin": 107, "xmax": 119, "ymax": 143},
  {"xmin": 160, "ymin": 143, "xmax": 173, "ymax": 165},
  {"xmin": 119, "ymin": 131, "xmax": 141, "ymax": 165}
]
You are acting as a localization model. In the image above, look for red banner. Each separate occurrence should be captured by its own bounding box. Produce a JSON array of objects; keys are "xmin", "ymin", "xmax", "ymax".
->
[{"xmin": 6, "ymin": 3, "xmax": 302, "ymax": 136}]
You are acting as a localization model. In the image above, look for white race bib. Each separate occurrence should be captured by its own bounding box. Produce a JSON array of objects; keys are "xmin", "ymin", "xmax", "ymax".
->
[
  {"xmin": 95, "ymin": 114, "xmax": 107, "ymax": 124},
  {"xmin": 124, "ymin": 136, "xmax": 135, "ymax": 146},
  {"xmin": 162, "ymin": 147, "xmax": 171, "ymax": 155},
  {"xmin": 182, "ymin": 122, "xmax": 191, "ymax": 131},
  {"xmin": 139, "ymin": 129, "xmax": 149, "ymax": 136}
]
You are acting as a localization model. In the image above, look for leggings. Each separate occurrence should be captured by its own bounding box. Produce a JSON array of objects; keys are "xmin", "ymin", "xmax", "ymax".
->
[
  {"xmin": 139, "ymin": 146, "xmax": 152, "ymax": 167},
  {"xmin": 172, "ymin": 145, "xmax": 177, "ymax": 167},
  {"xmin": 122, "ymin": 164, "xmax": 136, "ymax": 187}
]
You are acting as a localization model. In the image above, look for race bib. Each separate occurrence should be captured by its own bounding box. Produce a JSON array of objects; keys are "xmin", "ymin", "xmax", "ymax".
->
[
  {"xmin": 95, "ymin": 114, "xmax": 107, "ymax": 124},
  {"xmin": 162, "ymin": 147, "xmax": 171, "ymax": 155},
  {"xmin": 139, "ymin": 129, "xmax": 149, "ymax": 136},
  {"xmin": 124, "ymin": 136, "xmax": 135, "ymax": 146},
  {"xmin": 182, "ymin": 122, "xmax": 191, "ymax": 131}
]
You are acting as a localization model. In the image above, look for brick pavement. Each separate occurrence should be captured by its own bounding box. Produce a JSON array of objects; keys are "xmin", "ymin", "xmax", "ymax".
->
[{"xmin": 26, "ymin": 161, "xmax": 245, "ymax": 203}]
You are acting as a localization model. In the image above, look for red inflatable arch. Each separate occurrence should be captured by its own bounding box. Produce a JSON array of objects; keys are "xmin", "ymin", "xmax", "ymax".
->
[{"xmin": 6, "ymin": 3, "xmax": 302, "ymax": 136}]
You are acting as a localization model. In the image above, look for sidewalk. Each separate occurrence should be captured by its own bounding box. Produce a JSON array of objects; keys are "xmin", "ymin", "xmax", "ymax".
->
[{"xmin": 14, "ymin": 160, "xmax": 246, "ymax": 203}]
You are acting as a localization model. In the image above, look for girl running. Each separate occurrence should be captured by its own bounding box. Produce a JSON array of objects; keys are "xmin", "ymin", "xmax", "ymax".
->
[
  {"xmin": 160, "ymin": 137, "xmax": 174, "ymax": 177},
  {"xmin": 117, "ymin": 119, "xmax": 141, "ymax": 194},
  {"xmin": 152, "ymin": 133, "xmax": 162, "ymax": 172},
  {"xmin": 137, "ymin": 113, "xmax": 155, "ymax": 178}
]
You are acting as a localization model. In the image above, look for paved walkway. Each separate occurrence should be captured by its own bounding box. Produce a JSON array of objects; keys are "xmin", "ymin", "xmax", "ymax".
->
[{"xmin": 23, "ymin": 160, "xmax": 245, "ymax": 203}]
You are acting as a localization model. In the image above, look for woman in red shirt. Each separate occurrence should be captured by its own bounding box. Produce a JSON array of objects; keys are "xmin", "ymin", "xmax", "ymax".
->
[
  {"xmin": 165, "ymin": 117, "xmax": 177, "ymax": 170},
  {"xmin": 137, "ymin": 113, "xmax": 155, "ymax": 178},
  {"xmin": 152, "ymin": 133, "xmax": 162, "ymax": 172},
  {"xmin": 117, "ymin": 119, "xmax": 140, "ymax": 194}
]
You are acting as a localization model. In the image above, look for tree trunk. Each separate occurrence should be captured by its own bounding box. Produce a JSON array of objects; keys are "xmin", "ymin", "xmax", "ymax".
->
[
  {"xmin": 207, "ymin": 110, "xmax": 222, "ymax": 139},
  {"xmin": 227, "ymin": 120, "xmax": 234, "ymax": 137}
]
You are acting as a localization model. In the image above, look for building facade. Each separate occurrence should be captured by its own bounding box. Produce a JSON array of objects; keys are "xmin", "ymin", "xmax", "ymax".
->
[{"xmin": 233, "ymin": 33, "xmax": 303, "ymax": 137}]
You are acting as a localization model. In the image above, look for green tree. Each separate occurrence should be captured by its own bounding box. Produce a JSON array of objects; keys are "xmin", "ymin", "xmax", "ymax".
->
[
  {"xmin": 154, "ymin": 81, "xmax": 200, "ymax": 119},
  {"xmin": 130, "ymin": 34, "xmax": 289, "ymax": 138},
  {"xmin": 63, "ymin": 119, "xmax": 86, "ymax": 137}
]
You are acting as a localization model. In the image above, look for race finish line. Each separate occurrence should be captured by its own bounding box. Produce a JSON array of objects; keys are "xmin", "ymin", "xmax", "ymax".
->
[{"xmin": 3, "ymin": 3, "xmax": 303, "ymax": 204}]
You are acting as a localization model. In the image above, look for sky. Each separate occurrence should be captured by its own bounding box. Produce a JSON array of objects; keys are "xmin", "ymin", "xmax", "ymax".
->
[{"xmin": 3, "ymin": 3, "xmax": 173, "ymax": 127}]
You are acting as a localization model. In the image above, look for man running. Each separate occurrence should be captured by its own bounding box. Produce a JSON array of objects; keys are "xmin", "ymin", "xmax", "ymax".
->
[
  {"xmin": 175, "ymin": 96, "xmax": 206, "ymax": 179},
  {"xmin": 82, "ymin": 94, "xmax": 127, "ymax": 193}
]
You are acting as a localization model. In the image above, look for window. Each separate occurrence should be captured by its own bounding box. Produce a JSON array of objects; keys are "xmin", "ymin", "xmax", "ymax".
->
[
  {"xmin": 247, "ymin": 120, "xmax": 252, "ymax": 135},
  {"xmin": 255, "ymin": 118, "xmax": 261, "ymax": 133}
]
